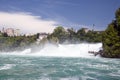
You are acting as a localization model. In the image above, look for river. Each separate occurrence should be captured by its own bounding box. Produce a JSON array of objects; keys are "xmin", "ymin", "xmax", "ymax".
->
[{"xmin": 0, "ymin": 43, "xmax": 120, "ymax": 80}]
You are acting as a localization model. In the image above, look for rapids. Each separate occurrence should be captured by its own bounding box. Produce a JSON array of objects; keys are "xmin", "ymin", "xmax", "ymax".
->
[
  {"xmin": 0, "ymin": 43, "xmax": 120, "ymax": 80},
  {"xmin": 0, "ymin": 43, "xmax": 102, "ymax": 58}
]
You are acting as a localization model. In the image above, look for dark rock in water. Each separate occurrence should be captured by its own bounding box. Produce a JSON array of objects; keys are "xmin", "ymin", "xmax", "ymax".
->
[{"xmin": 88, "ymin": 50, "xmax": 103, "ymax": 56}]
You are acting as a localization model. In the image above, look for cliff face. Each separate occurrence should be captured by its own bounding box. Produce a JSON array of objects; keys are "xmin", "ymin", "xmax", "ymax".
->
[{"xmin": 102, "ymin": 8, "xmax": 120, "ymax": 58}]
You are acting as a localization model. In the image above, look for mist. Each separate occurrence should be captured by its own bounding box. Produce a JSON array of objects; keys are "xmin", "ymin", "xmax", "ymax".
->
[{"xmin": 0, "ymin": 43, "xmax": 102, "ymax": 58}]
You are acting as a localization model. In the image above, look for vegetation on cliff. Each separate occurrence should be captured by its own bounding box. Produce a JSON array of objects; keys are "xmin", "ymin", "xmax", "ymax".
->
[{"xmin": 102, "ymin": 8, "xmax": 120, "ymax": 58}]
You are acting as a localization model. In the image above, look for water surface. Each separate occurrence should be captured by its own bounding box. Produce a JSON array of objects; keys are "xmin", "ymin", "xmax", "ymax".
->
[
  {"xmin": 0, "ymin": 55, "xmax": 120, "ymax": 80},
  {"xmin": 0, "ymin": 43, "xmax": 120, "ymax": 80}
]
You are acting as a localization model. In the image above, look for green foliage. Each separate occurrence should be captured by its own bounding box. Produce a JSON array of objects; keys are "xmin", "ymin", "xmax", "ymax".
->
[
  {"xmin": 66, "ymin": 28, "xmax": 77, "ymax": 43},
  {"xmin": 49, "ymin": 36, "xmax": 59, "ymax": 43},
  {"xmin": 115, "ymin": 8, "xmax": 120, "ymax": 26},
  {"xmin": 0, "ymin": 34, "xmax": 37, "ymax": 52},
  {"xmin": 102, "ymin": 8, "xmax": 120, "ymax": 58},
  {"xmin": 50, "ymin": 26, "xmax": 68, "ymax": 43},
  {"xmin": 48, "ymin": 26, "xmax": 102, "ymax": 44}
]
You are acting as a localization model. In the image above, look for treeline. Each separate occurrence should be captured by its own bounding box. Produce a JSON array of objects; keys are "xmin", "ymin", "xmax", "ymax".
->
[
  {"xmin": 47, "ymin": 27, "xmax": 103, "ymax": 44},
  {"xmin": 102, "ymin": 8, "xmax": 120, "ymax": 58},
  {"xmin": 0, "ymin": 27, "xmax": 103, "ymax": 52},
  {"xmin": 0, "ymin": 32, "xmax": 37, "ymax": 52}
]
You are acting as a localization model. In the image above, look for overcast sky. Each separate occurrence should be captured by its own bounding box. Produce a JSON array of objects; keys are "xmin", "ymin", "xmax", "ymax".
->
[{"xmin": 0, "ymin": 0, "xmax": 120, "ymax": 33}]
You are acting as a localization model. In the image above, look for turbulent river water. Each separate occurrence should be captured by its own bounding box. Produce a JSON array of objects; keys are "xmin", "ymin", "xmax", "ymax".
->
[{"xmin": 0, "ymin": 43, "xmax": 120, "ymax": 80}]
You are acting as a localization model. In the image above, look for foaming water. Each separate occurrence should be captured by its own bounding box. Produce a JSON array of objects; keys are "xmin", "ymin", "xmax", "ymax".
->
[
  {"xmin": 0, "ymin": 64, "xmax": 15, "ymax": 70},
  {"xmin": 0, "ymin": 43, "xmax": 102, "ymax": 58},
  {"xmin": 0, "ymin": 56, "xmax": 120, "ymax": 80},
  {"xmin": 36, "ymin": 43, "xmax": 102, "ymax": 58},
  {"xmin": 0, "ymin": 43, "xmax": 120, "ymax": 80}
]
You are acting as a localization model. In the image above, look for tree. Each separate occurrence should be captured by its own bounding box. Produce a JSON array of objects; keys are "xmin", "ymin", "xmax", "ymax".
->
[
  {"xmin": 102, "ymin": 8, "xmax": 120, "ymax": 58},
  {"xmin": 51, "ymin": 26, "xmax": 68, "ymax": 43},
  {"xmin": 67, "ymin": 28, "xmax": 77, "ymax": 43},
  {"xmin": 115, "ymin": 8, "xmax": 120, "ymax": 35},
  {"xmin": 77, "ymin": 28, "xmax": 86, "ymax": 41},
  {"xmin": 3, "ymin": 32, "xmax": 8, "ymax": 37}
]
